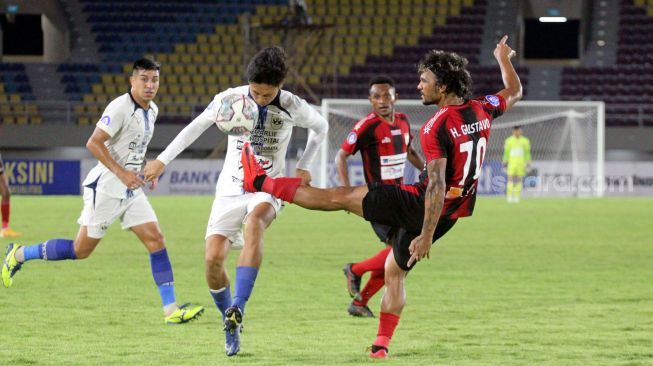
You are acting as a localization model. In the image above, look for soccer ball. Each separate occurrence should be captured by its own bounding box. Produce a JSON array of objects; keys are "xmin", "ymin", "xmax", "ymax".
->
[{"xmin": 215, "ymin": 93, "xmax": 259, "ymax": 135}]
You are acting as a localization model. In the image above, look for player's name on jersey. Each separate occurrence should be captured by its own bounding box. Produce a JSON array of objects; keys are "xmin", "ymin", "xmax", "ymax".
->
[{"xmin": 449, "ymin": 118, "xmax": 490, "ymax": 138}]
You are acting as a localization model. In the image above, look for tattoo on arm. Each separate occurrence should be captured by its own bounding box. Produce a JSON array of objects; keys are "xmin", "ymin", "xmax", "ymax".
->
[{"xmin": 421, "ymin": 159, "xmax": 446, "ymax": 237}]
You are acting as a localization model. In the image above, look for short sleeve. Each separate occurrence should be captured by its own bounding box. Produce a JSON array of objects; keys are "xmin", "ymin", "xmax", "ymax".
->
[
  {"xmin": 96, "ymin": 98, "xmax": 127, "ymax": 137},
  {"xmin": 422, "ymin": 119, "xmax": 450, "ymax": 162},
  {"xmin": 475, "ymin": 94, "xmax": 506, "ymax": 119}
]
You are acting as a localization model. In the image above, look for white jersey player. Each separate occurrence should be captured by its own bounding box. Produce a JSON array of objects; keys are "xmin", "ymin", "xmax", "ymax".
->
[
  {"xmin": 2, "ymin": 59, "xmax": 204, "ymax": 325},
  {"xmin": 143, "ymin": 47, "xmax": 328, "ymax": 357}
]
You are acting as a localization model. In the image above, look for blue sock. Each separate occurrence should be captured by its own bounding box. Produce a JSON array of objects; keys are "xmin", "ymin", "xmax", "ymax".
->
[
  {"xmin": 210, "ymin": 287, "xmax": 232, "ymax": 320},
  {"xmin": 232, "ymin": 266, "xmax": 258, "ymax": 315},
  {"xmin": 150, "ymin": 248, "xmax": 176, "ymax": 307},
  {"xmin": 23, "ymin": 244, "xmax": 44, "ymax": 261},
  {"xmin": 28, "ymin": 239, "xmax": 76, "ymax": 261}
]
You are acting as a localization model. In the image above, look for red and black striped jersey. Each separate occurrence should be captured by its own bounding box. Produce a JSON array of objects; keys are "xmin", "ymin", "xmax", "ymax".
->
[
  {"xmin": 419, "ymin": 94, "xmax": 506, "ymax": 219},
  {"xmin": 341, "ymin": 111, "xmax": 414, "ymax": 185}
]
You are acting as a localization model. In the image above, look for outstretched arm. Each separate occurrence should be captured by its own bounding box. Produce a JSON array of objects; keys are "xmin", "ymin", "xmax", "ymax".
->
[
  {"xmin": 407, "ymin": 158, "xmax": 446, "ymax": 267},
  {"xmin": 494, "ymin": 35, "xmax": 522, "ymax": 111}
]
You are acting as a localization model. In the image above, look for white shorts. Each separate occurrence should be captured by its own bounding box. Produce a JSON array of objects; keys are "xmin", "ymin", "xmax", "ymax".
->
[
  {"xmin": 78, "ymin": 188, "xmax": 157, "ymax": 239},
  {"xmin": 206, "ymin": 192, "xmax": 283, "ymax": 240}
]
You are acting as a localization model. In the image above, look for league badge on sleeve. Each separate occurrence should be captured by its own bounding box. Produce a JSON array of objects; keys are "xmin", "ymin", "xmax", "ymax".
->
[
  {"xmin": 100, "ymin": 116, "xmax": 111, "ymax": 125},
  {"xmin": 485, "ymin": 95, "xmax": 500, "ymax": 107},
  {"xmin": 347, "ymin": 132, "xmax": 357, "ymax": 144}
]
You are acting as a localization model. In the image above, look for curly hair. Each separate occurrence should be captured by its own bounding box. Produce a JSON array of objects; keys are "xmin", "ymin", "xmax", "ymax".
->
[
  {"xmin": 246, "ymin": 46, "xmax": 289, "ymax": 86},
  {"xmin": 417, "ymin": 50, "xmax": 472, "ymax": 99}
]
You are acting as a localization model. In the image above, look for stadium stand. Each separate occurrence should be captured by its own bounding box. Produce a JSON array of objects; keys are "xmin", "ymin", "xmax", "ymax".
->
[
  {"xmin": 0, "ymin": 0, "xmax": 647, "ymax": 128},
  {"xmin": 0, "ymin": 63, "xmax": 41, "ymax": 125},
  {"xmin": 559, "ymin": 0, "xmax": 653, "ymax": 127}
]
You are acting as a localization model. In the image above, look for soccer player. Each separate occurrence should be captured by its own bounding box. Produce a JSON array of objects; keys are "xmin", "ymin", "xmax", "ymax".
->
[
  {"xmin": 240, "ymin": 36, "xmax": 522, "ymax": 358},
  {"xmin": 336, "ymin": 75, "xmax": 423, "ymax": 318},
  {"xmin": 0, "ymin": 152, "xmax": 21, "ymax": 238},
  {"xmin": 142, "ymin": 47, "xmax": 328, "ymax": 356},
  {"xmin": 2, "ymin": 59, "xmax": 204, "ymax": 325},
  {"xmin": 503, "ymin": 125, "xmax": 531, "ymax": 203}
]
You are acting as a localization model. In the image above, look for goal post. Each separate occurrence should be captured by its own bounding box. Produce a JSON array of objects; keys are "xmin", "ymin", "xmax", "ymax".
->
[{"xmin": 316, "ymin": 100, "xmax": 605, "ymax": 197}]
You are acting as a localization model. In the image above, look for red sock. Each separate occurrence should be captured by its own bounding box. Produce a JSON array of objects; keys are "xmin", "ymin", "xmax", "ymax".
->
[
  {"xmin": 375, "ymin": 312, "xmax": 400, "ymax": 348},
  {"xmin": 261, "ymin": 176, "xmax": 302, "ymax": 203},
  {"xmin": 352, "ymin": 246, "xmax": 391, "ymax": 275},
  {"xmin": 1, "ymin": 200, "xmax": 9, "ymax": 229},
  {"xmin": 353, "ymin": 269, "xmax": 385, "ymax": 306}
]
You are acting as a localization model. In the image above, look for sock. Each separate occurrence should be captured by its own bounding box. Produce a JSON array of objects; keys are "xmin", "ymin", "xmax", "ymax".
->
[
  {"xmin": 515, "ymin": 181, "xmax": 523, "ymax": 198},
  {"xmin": 36, "ymin": 239, "xmax": 77, "ymax": 261},
  {"xmin": 374, "ymin": 312, "xmax": 400, "ymax": 348},
  {"xmin": 22, "ymin": 244, "xmax": 44, "ymax": 262},
  {"xmin": 232, "ymin": 266, "xmax": 258, "ymax": 315},
  {"xmin": 150, "ymin": 248, "xmax": 176, "ymax": 307},
  {"xmin": 1, "ymin": 200, "xmax": 8, "ymax": 229},
  {"xmin": 354, "ymin": 269, "xmax": 385, "ymax": 307},
  {"xmin": 210, "ymin": 287, "xmax": 232, "ymax": 320},
  {"xmin": 352, "ymin": 246, "xmax": 391, "ymax": 275},
  {"xmin": 507, "ymin": 181, "xmax": 514, "ymax": 199},
  {"xmin": 258, "ymin": 176, "xmax": 302, "ymax": 203}
]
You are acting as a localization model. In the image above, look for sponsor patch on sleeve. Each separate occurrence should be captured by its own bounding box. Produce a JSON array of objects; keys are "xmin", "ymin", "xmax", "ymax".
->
[
  {"xmin": 485, "ymin": 95, "xmax": 500, "ymax": 107},
  {"xmin": 100, "ymin": 115, "xmax": 111, "ymax": 125},
  {"xmin": 347, "ymin": 132, "xmax": 357, "ymax": 144}
]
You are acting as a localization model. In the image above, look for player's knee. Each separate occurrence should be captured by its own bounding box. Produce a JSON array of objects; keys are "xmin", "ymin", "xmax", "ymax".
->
[
  {"xmin": 144, "ymin": 232, "xmax": 166, "ymax": 252},
  {"xmin": 205, "ymin": 247, "xmax": 228, "ymax": 268}
]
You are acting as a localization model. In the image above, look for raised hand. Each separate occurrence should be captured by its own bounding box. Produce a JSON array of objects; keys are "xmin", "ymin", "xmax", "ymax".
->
[{"xmin": 494, "ymin": 35, "xmax": 516, "ymax": 61}]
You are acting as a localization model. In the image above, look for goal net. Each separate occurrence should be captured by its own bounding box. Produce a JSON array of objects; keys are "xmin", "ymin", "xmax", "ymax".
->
[{"xmin": 315, "ymin": 100, "xmax": 605, "ymax": 197}]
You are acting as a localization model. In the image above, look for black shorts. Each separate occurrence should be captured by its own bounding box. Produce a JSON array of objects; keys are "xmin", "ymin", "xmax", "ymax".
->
[
  {"xmin": 362, "ymin": 183, "xmax": 457, "ymax": 271},
  {"xmin": 370, "ymin": 222, "xmax": 395, "ymax": 244}
]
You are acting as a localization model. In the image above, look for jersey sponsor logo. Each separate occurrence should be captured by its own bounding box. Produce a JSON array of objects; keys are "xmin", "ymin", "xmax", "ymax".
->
[
  {"xmin": 100, "ymin": 115, "xmax": 111, "ymax": 125},
  {"xmin": 485, "ymin": 95, "xmax": 500, "ymax": 107},
  {"xmin": 381, "ymin": 136, "xmax": 391, "ymax": 144},
  {"xmin": 347, "ymin": 132, "xmax": 357, "ymax": 144},
  {"xmin": 381, "ymin": 164, "xmax": 405, "ymax": 180},
  {"xmin": 380, "ymin": 152, "xmax": 407, "ymax": 166},
  {"xmin": 391, "ymin": 129, "xmax": 402, "ymax": 136}
]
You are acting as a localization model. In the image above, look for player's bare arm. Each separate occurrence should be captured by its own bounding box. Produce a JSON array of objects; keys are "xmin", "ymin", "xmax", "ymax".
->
[
  {"xmin": 407, "ymin": 145, "xmax": 425, "ymax": 170},
  {"xmin": 494, "ymin": 35, "xmax": 522, "ymax": 110},
  {"xmin": 86, "ymin": 128, "xmax": 144, "ymax": 190},
  {"xmin": 295, "ymin": 168, "xmax": 312, "ymax": 186},
  {"xmin": 335, "ymin": 149, "xmax": 352, "ymax": 186},
  {"xmin": 408, "ymin": 158, "xmax": 446, "ymax": 267}
]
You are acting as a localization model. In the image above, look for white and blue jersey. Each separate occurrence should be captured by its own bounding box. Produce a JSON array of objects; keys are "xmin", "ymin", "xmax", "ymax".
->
[{"xmin": 83, "ymin": 92, "xmax": 158, "ymax": 199}]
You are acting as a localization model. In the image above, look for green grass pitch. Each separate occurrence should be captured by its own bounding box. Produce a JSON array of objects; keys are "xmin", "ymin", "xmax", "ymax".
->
[{"xmin": 1, "ymin": 195, "xmax": 651, "ymax": 365}]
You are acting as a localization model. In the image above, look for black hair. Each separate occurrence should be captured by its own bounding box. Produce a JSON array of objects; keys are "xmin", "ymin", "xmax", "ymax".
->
[
  {"xmin": 513, "ymin": 125, "xmax": 522, "ymax": 130},
  {"xmin": 133, "ymin": 58, "xmax": 160, "ymax": 73},
  {"xmin": 246, "ymin": 47, "xmax": 289, "ymax": 86},
  {"xmin": 368, "ymin": 75, "xmax": 395, "ymax": 88},
  {"xmin": 417, "ymin": 50, "xmax": 472, "ymax": 99}
]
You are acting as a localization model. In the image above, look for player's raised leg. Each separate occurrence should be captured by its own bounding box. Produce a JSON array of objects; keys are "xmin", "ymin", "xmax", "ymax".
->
[
  {"xmin": 241, "ymin": 142, "xmax": 368, "ymax": 215},
  {"xmin": 131, "ymin": 221, "xmax": 204, "ymax": 324}
]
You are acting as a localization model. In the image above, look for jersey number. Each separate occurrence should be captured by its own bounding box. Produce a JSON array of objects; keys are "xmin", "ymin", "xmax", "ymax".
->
[{"xmin": 458, "ymin": 137, "xmax": 487, "ymax": 185}]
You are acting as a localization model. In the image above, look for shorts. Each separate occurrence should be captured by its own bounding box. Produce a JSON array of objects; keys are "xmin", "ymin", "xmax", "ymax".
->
[
  {"xmin": 370, "ymin": 222, "xmax": 395, "ymax": 244},
  {"xmin": 205, "ymin": 192, "xmax": 283, "ymax": 240},
  {"xmin": 506, "ymin": 162, "xmax": 526, "ymax": 177},
  {"xmin": 78, "ymin": 188, "xmax": 157, "ymax": 239},
  {"xmin": 362, "ymin": 183, "xmax": 457, "ymax": 271}
]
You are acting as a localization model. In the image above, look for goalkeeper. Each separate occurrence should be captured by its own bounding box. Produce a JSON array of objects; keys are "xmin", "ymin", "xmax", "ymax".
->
[{"xmin": 503, "ymin": 125, "xmax": 531, "ymax": 203}]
